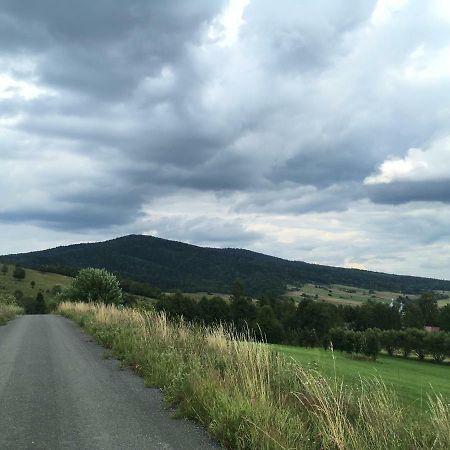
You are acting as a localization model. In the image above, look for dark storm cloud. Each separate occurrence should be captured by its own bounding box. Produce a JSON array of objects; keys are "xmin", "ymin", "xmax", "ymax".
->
[
  {"xmin": 368, "ymin": 180, "xmax": 450, "ymax": 205},
  {"xmin": 1, "ymin": 0, "xmax": 450, "ymax": 243}
]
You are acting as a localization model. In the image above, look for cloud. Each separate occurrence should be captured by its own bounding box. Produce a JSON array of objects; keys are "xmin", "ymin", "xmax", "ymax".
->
[
  {"xmin": 1, "ymin": 0, "xmax": 450, "ymax": 279},
  {"xmin": 365, "ymin": 136, "xmax": 450, "ymax": 184}
]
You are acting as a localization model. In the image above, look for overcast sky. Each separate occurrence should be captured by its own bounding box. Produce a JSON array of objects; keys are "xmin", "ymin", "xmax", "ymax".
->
[{"xmin": 1, "ymin": 0, "xmax": 450, "ymax": 279}]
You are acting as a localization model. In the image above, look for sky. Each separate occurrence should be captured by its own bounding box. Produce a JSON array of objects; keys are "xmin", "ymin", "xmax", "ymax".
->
[{"xmin": 1, "ymin": 0, "xmax": 450, "ymax": 279}]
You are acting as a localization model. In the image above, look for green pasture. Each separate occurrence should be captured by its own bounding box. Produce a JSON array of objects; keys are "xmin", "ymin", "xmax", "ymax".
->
[{"xmin": 273, "ymin": 344, "xmax": 450, "ymax": 409}]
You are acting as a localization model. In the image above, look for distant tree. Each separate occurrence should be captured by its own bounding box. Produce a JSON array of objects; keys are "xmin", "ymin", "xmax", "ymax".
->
[
  {"xmin": 408, "ymin": 328, "xmax": 427, "ymax": 360},
  {"xmin": 198, "ymin": 296, "xmax": 230, "ymax": 325},
  {"xmin": 424, "ymin": 332, "xmax": 448, "ymax": 363},
  {"xmin": 293, "ymin": 300, "xmax": 342, "ymax": 337},
  {"xmin": 362, "ymin": 328, "xmax": 381, "ymax": 360},
  {"xmin": 403, "ymin": 303, "xmax": 423, "ymax": 328},
  {"xmin": 329, "ymin": 327, "xmax": 346, "ymax": 352},
  {"xmin": 230, "ymin": 296, "xmax": 257, "ymax": 332},
  {"xmin": 397, "ymin": 330, "xmax": 415, "ymax": 358},
  {"xmin": 1, "ymin": 264, "xmax": 8, "ymax": 275},
  {"xmin": 13, "ymin": 266, "xmax": 26, "ymax": 280},
  {"xmin": 438, "ymin": 304, "xmax": 450, "ymax": 332},
  {"xmin": 231, "ymin": 278, "xmax": 245, "ymax": 302},
  {"xmin": 66, "ymin": 268, "xmax": 123, "ymax": 305},
  {"xmin": 30, "ymin": 281, "xmax": 36, "ymax": 289},
  {"xmin": 256, "ymin": 305, "xmax": 285, "ymax": 343},
  {"xmin": 34, "ymin": 292, "xmax": 46, "ymax": 314},
  {"xmin": 380, "ymin": 330, "xmax": 398, "ymax": 356},
  {"xmin": 416, "ymin": 293, "xmax": 438, "ymax": 326}
]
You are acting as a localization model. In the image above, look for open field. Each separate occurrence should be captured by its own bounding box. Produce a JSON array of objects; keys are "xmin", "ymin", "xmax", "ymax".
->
[
  {"xmin": 0, "ymin": 265, "xmax": 72, "ymax": 300},
  {"xmin": 273, "ymin": 344, "xmax": 450, "ymax": 408},
  {"xmin": 285, "ymin": 283, "xmax": 450, "ymax": 306},
  {"xmin": 285, "ymin": 283, "xmax": 407, "ymax": 305}
]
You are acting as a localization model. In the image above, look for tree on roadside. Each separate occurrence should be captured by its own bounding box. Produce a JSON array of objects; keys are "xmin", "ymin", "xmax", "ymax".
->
[
  {"xmin": 34, "ymin": 292, "xmax": 46, "ymax": 314},
  {"xmin": 65, "ymin": 268, "xmax": 123, "ymax": 305}
]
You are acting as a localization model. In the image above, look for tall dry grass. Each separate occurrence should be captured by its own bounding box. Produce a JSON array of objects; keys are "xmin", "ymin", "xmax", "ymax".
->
[
  {"xmin": 0, "ymin": 302, "xmax": 24, "ymax": 325},
  {"xmin": 58, "ymin": 302, "xmax": 450, "ymax": 450}
]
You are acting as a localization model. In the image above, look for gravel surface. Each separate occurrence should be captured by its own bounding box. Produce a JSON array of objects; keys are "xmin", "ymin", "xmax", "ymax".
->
[{"xmin": 0, "ymin": 315, "xmax": 220, "ymax": 450}]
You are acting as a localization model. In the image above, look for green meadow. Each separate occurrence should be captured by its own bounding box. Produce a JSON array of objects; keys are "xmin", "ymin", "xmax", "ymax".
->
[
  {"xmin": 0, "ymin": 264, "xmax": 72, "ymax": 300},
  {"xmin": 273, "ymin": 344, "xmax": 450, "ymax": 408}
]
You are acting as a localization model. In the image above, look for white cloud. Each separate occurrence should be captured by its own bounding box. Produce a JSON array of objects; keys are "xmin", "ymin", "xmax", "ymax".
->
[
  {"xmin": 365, "ymin": 136, "xmax": 450, "ymax": 184},
  {"xmin": 0, "ymin": 73, "xmax": 49, "ymax": 100}
]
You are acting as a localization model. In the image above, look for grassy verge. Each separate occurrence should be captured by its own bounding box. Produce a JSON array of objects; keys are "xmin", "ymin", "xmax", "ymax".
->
[
  {"xmin": 0, "ymin": 303, "xmax": 24, "ymax": 325},
  {"xmin": 58, "ymin": 302, "xmax": 450, "ymax": 450}
]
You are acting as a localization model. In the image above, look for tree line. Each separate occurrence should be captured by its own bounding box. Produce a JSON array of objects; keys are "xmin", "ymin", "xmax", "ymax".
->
[{"xmin": 151, "ymin": 280, "xmax": 450, "ymax": 362}]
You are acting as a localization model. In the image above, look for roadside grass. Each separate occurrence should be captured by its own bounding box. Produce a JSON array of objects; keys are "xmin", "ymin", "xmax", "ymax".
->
[
  {"xmin": 272, "ymin": 344, "xmax": 450, "ymax": 409},
  {"xmin": 0, "ymin": 302, "xmax": 24, "ymax": 325},
  {"xmin": 58, "ymin": 302, "xmax": 450, "ymax": 450}
]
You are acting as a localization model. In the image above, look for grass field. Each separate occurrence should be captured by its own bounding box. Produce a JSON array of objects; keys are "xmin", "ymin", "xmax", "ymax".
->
[
  {"xmin": 273, "ymin": 344, "xmax": 450, "ymax": 408},
  {"xmin": 0, "ymin": 264, "xmax": 73, "ymax": 301},
  {"xmin": 285, "ymin": 283, "xmax": 450, "ymax": 307}
]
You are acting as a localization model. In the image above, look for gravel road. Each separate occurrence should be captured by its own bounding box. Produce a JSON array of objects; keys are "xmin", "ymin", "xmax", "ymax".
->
[{"xmin": 0, "ymin": 315, "xmax": 219, "ymax": 450}]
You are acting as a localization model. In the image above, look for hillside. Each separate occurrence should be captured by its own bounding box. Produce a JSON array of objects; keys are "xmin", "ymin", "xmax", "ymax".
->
[
  {"xmin": 0, "ymin": 264, "xmax": 72, "ymax": 298},
  {"xmin": 2, "ymin": 234, "xmax": 450, "ymax": 296}
]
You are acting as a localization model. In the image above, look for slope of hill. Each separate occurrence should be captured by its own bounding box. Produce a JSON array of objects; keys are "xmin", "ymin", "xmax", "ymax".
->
[
  {"xmin": 2, "ymin": 234, "xmax": 450, "ymax": 296},
  {"xmin": 0, "ymin": 264, "xmax": 73, "ymax": 299}
]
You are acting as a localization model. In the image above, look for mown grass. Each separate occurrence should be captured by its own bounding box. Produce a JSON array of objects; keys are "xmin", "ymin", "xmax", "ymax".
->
[
  {"xmin": 273, "ymin": 344, "xmax": 450, "ymax": 409},
  {"xmin": 58, "ymin": 302, "xmax": 450, "ymax": 449}
]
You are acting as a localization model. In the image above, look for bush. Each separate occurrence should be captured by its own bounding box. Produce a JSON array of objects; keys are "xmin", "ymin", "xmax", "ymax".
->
[
  {"xmin": 13, "ymin": 266, "xmax": 26, "ymax": 280},
  {"xmin": 65, "ymin": 268, "xmax": 123, "ymax": 305}
]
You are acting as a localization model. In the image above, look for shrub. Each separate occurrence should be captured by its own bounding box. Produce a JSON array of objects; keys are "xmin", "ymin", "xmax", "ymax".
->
[
  {"xmin": 65, "ymin": 268, "xmax": 123, "ymax": 305},
  {"xmin": 13, "ymin": 266, "xmax": 26, "ymax": 280}
]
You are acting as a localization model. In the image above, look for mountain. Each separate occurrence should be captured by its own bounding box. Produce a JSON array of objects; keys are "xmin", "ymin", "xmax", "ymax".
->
[{"xmin": 2, "ymin": 234, "xmax": 450, "ymax": 296}]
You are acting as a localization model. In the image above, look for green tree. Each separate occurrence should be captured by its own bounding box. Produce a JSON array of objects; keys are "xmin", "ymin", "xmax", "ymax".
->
[
  {"xmin": 1, "ymin": 264, "xmax": 8, "ymax": 275},
  {"xmin": 362, "ymin": 328, "xmax": 381, "ymax": 360},
  {"xmin": 198, "ymin": 296, "xmax": 230, "ymax": 325},
  {"xmin": 66, "ymin": 268, "xmax": 123, "ymax": 305},
  {"xmin": 34, "ymin": 292, "xmax": 46, "ymax": 314},
  {"xmin": 403, "ymin": 304, "xmax": 423, "ymax": 328},
  {"xmin": 424, "ymin": 332, "xmax": 448, "ymax": 363},
  {"xmin": 231, "ymin": 278, "xmax": 245, "ymax": 302},
  {"xmin": 408, "ymin": 328, "xmax": 427, "ymax": 360},
  {"xmin": 397, "ymin": 329, "xmax": 415, "ymax": 358},
  {"xmin": 380, "ymin": 330, "xmax": 398, "ymax": 356},
  {"xmin": 256, "ymin": 305, "xmax": 285, "ymax": 343},
  {"xmin": 416, "ymin": 293, "xmax": 438, "ymax": 326},
  {"xmin": 438, "ymin": 304, "xmax": 450, "ymax": 332},
  {"xmin": 30, "ymin": 281, "xmax": 36, "ymax": 289},
  {"xmin": 13, "ymin": 266, "xmax": 26, "ymax": 280}
]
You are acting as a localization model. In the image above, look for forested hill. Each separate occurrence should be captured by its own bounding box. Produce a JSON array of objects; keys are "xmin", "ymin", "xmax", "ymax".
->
[{"xmin": 2, "ymin": 234, "xmax": 450, "ymax": 296}]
